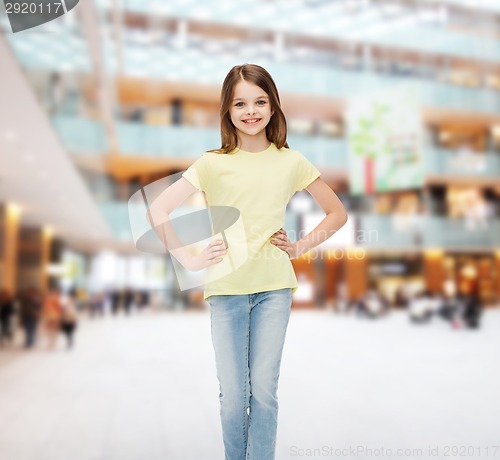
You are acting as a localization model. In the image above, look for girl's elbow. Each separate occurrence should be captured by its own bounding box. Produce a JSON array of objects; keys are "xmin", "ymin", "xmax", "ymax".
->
[{"xmin": 329, "ymin": 208, "xmax": 348, "ymax": 227}]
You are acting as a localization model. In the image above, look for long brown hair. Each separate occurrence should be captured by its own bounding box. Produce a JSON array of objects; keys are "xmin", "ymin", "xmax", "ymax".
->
[{"xmin": 207, "ymin": 63, "xmax": 290, "ymax": 154}]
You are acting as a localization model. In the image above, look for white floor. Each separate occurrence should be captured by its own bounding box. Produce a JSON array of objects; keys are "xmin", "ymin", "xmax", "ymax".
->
[{"xmin": 0, "ymin": 306, "xmax": 499, "ymax": 460}]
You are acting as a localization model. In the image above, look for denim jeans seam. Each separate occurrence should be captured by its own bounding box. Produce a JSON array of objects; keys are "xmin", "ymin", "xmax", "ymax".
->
[
  {"xmin": 243, "ymin": 294, "xmax": 250, "ymax": 455},
  {"xmin": 245, "ymin": 294, "xmax": 252, "ymax": 459}
]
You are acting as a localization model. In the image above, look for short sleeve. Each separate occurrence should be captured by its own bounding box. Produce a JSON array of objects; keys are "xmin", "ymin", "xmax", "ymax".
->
[
  {"xmin": 181, "ymin": 153, "xmax": 210, "ymax": 191},
  {"xmin": 295, "ymin": 151, "xmax": 321, "ymax": 192}
]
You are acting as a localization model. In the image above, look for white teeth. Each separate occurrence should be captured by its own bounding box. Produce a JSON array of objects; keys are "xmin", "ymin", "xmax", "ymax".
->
[{"xmin": 243, "ymin": 119, "xmax": 260, "ymax": 123}]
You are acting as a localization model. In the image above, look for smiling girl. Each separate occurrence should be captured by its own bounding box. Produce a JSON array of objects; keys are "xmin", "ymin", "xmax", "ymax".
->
[{"xmin": 147, "ymin": 63, "xmax": 348, "ymax": 460}]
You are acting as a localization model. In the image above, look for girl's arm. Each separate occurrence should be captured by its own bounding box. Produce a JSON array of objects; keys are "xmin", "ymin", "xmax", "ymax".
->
[
  {"xmin": 271, "ymin": 177, "xmax": 348, "ymax": 259},
  {"xmin": 147, "ymin": 176, "xmax": 198, "ymax": 218},
  {"xmin": 293, "ymin": 177, "xmax": 348, "ymax": 258},
  {"xmin": 146, "ymin": 177, "xmax": 199, "ymax": 267},
  {"xmin": 146, "ymin": 177, "xmax": 226, "ymax": 270}
]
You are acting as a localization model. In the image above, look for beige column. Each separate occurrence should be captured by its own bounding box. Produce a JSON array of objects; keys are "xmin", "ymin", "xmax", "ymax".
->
[
  {"xmin": 0, "ymin": 203, "xmax": 22, "ymax": 293},
  {"xmin": 495, "ymin": 251, "xmax": 500, "ymax": 304},
  {"xmin": 40, "ymin": 227, "xmax": 53, "ymax": 294},
  {"xmin": 345, "ymin": 248, "xmax": 367, "ymax": 302},
  {"xmin": 424, "ymin": 249, "xmax": 445, "ymax": 294},
  {"xmin": 16, "ymin": 226, "xmax": 53, "ymax": 294}
]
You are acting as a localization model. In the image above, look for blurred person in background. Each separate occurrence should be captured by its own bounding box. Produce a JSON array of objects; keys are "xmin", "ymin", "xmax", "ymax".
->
[
  {"xmin": 334, "ymin": 281, "xmax": 349, "ymax": 314},
  {"xmin": 89, "ymin": 291, "xmax": 105, "ymax": 318},
  {"xmin": 47, "ymin": 71, "xmax": 66, "ymax": 115},
  {"xmin": 461, "ymin": 290, "xmax": 482, "ymax": 330},
  {"xmin": 438, "ymin": 278, "xmax": 459, "ymax": 322},
  {"xmin": 357, "ymin": 286, "xmax": 390, "ymax": 319},
  {"xmin": 0, "ymin": 288, "xmax": 15, "ymax": 347},
  {"xmin": 450, "ymin": 292, "xmax": 467, "ymax": 330},
  {"xmin": 437, "ymin": 289, "xmax": 482, "ymax": 331},
  {"xmin": 18, "ymin": 286, "xmax": 43, "ymax": 349},
  {"xmin": 111, "ymin": 289, "xmax": 121, "ymax": 315},
  {"xmin": 394, "ymin": 284, "xmax": 409, "ymax": 308},
  {"xmin": 123, "ymin": 287, "xmax": 134, "ymax": 315},
  {"xmin": 60, "ymin": 290, "xmax": 79, "ymax": 349},
  {"xmin": 438, "ymin": 292, "xmax": 458, "ymax": 323},
  {"xmin": 408, "ymin": 290, "xmax": 432, "ymax": 324},
  {"xmin": 42, "ymin": 286, "xmax": 63, "ymax": 350},
  {"xmin": 75, "ymin": 287, "xmax": 88, "ymax": 312},
  {"xmin": 137, "ymin": 289, "xmax": 150, "ymax": 311},
  {"xmin": 409, "ymin": 290, "xmax": 443, "ymax": 324},
  {"xmin": 427, "ymin": 290, "xmax": 443, "ymax": 317}
]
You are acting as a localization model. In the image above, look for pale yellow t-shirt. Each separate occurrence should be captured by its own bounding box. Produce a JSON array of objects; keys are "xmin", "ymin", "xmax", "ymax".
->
[{"xmin": 181, "ymin": 141, "xmax": 321, "ymax": 302}]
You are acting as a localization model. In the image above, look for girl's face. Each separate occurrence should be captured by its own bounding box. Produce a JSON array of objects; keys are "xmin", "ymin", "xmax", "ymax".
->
[{"xmin": 229, "ymin": 80, "xmax": 274, "ymax": 141}]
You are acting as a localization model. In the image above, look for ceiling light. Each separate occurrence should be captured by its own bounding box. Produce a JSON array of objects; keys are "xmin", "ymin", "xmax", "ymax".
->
[
  {"xmin": 43, "ymin": 226, "xmax": 54, "ymax": 237},
  {"xmin": 7, "ymin": 202, "xmax": 23, "ymax": 216},
  {"xmin": 490, "ymin": 125, "xmax": 500, "ymax": 139}
]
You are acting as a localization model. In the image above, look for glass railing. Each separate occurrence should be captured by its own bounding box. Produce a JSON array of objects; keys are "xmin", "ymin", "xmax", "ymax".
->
[
  {"xmin": 116, "ymin": 123, "xmax": 220, "ymax": 158},
  {"xmin": 423, "ymin": 215, "xmax": 500, "ymax": 248},
  {"xmin": 99, "ymin": 201, "xmax": 133, "ymax": 241},
  {"xmin": 51, "ymin": 116, "xmax": 348, "ymax": 167},
  {"xmin": 53, "ymin": 117, "xmax": 107, "ymax": 154},
  {"xmin": 424, "ymin": 148, "xmax": 500, "ymax": 178},
  {"xmin": 356, "ymin": 213, "xmax": 500, "ymax": 249},
  {"xmin": 285, "ymin": 135, "xmax": 348, "ymax": 168},
  {"xmin": 53, "ymin": 116, "xmax": 500, "ymax": 177},
  {"xmin": 110, "ymin": 46, "xmax": 500, "ymax": 114},
  {"xmin": 99, "ymin": 200, "xmax": 500, "ymax": 250}
]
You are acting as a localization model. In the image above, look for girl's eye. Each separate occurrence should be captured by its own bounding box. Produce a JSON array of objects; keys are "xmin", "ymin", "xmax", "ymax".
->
[{"xmin": 234, "ymin": 101, "xmax": 266, "ymax": 107}]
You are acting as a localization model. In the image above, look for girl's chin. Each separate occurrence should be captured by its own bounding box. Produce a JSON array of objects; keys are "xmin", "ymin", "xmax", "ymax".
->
[{"xmin": 237, "ymin": 127, "xmax": 265, "ymax": 135}]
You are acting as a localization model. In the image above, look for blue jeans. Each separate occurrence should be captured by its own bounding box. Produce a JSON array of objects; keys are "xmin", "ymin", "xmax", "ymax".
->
[{"xmin": 207, "ymin": 288, "xmax": 293, "ymax": 460}]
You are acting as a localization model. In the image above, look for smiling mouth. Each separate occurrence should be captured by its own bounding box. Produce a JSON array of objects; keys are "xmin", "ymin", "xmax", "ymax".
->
[{"xmin": 242, "ymin": 118, "xmax": 261, "ymax": 124}]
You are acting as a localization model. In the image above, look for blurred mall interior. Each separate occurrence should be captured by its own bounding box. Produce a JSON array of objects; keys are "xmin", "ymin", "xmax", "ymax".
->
[
  {"xmin": 1, "ymin": 0, "xmax": 500, "ymax": 328},
  {"xmin": 1, "ymin": 2, "xmax": 500, "ymax": 459}
]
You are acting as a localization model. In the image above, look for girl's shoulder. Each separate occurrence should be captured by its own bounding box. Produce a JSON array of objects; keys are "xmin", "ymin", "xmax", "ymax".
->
[
  {"xmin": 279, "ymin": 145, "xmax": 296, "ymax": 154},
  {"xmin": 196, "ymin": 150, "xmax": 223, "ymax": 161},
  {"xmin": 278, "ymin": 146, "xmax": 303, "ymax": 161},
  {"xmin": 274, "ymin": 143, "xmax": 299, "ymax": 155}
]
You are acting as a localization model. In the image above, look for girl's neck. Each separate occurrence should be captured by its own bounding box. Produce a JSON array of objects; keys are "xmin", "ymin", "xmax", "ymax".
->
[{"xmin": 236, "ymin": 136, "xmax": 272, "ymax": 153}]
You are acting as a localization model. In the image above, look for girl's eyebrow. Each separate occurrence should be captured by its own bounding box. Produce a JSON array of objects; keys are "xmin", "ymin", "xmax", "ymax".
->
[{"xmin": 232, "ymin": 96, "xmax": 269, "ymax": 101}]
